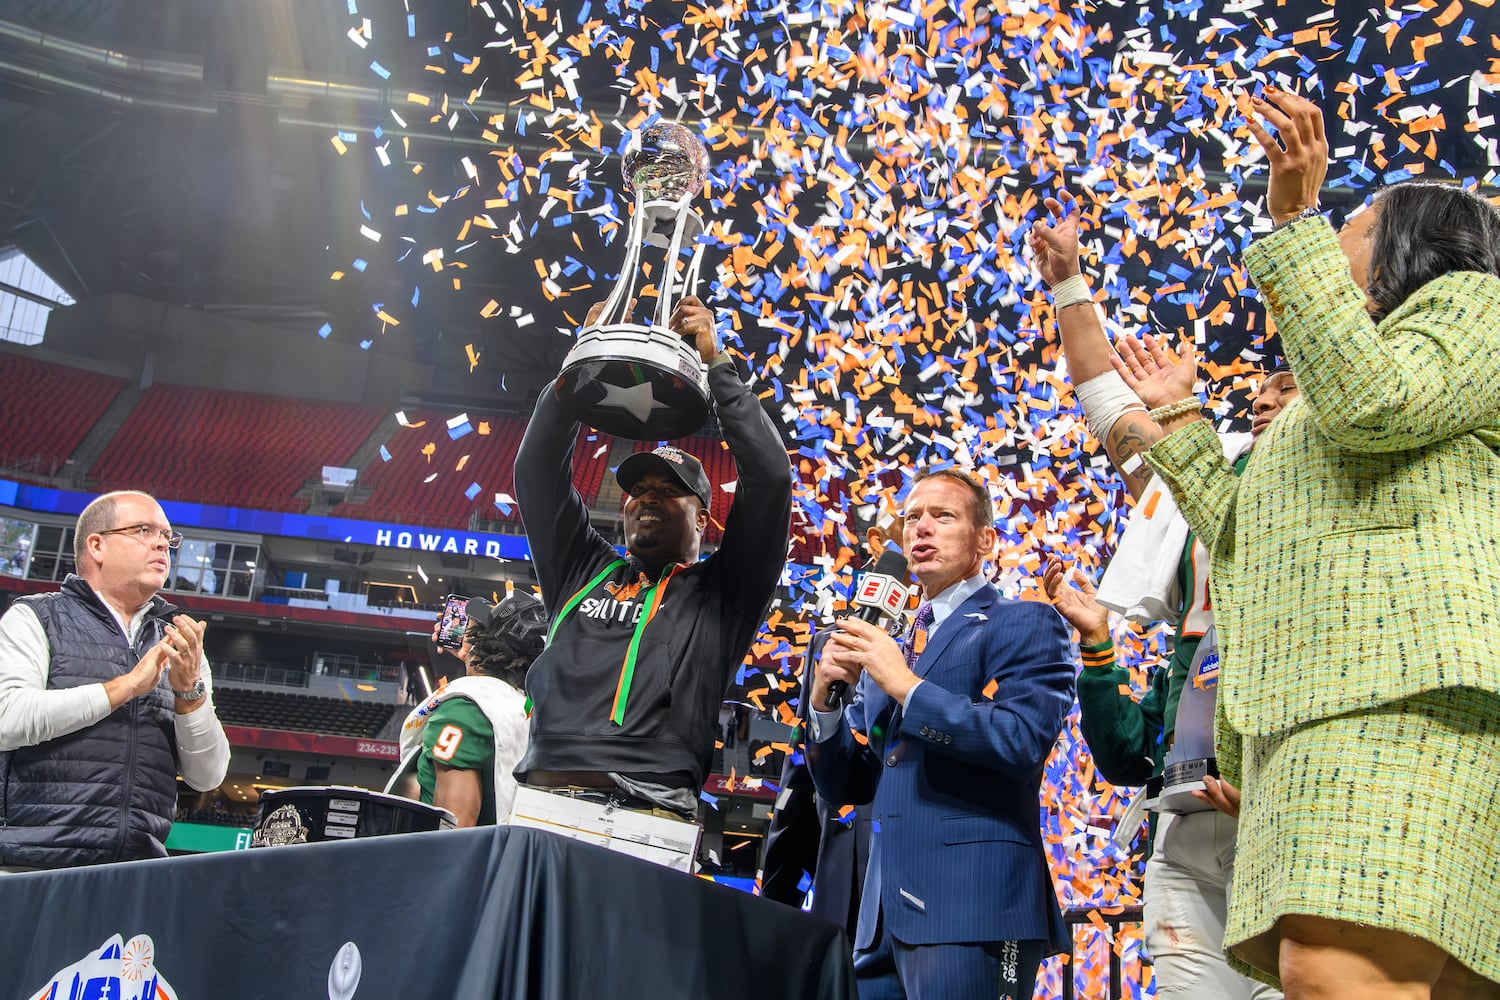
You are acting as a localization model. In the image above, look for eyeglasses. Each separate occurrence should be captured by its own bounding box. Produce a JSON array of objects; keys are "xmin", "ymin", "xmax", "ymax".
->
[{"xmin": 97, "ymin": 523, "xmax": 184, "ymax": 549}]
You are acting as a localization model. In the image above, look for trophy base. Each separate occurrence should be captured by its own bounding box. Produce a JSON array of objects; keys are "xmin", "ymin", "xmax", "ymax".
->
[{"xmin": 555, "ymin": 323, "xmax": 710, "ymax": 440}]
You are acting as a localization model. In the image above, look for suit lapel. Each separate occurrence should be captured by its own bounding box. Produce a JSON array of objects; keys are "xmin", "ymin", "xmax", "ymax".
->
[{"xmin": 912, "ymin": 584, "xmax": 998, "ymax": 680}]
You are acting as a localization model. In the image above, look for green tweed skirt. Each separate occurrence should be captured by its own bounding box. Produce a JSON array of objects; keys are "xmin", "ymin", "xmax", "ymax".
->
[{"xmin": 1227, "ymin": 686, "xmax": 1500, "ymax": 984}]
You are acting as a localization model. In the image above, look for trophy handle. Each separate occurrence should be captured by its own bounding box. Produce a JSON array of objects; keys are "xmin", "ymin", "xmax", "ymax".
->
[
  {"xmin": 650, "ymin": 194, "xmax": 706, "ymax": 331},
  {"xmin": 588, "ymin": 189, "xmax": 652, "ymax": 332}
]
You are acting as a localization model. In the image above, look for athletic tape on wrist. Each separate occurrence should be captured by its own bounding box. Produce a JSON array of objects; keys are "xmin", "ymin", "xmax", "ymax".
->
[{"xmin": 1075, "ymin": 370, "xmax": 1147, "ymax": 445}]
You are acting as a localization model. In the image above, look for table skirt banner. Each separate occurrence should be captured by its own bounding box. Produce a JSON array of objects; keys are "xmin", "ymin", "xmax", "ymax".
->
[{"xmin": 2, "ymin": 825, "xmax": 856, "ymax": 1000}]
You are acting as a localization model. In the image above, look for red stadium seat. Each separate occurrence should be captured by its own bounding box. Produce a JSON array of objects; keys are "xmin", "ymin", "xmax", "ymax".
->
[
  {"xmin": 89, "ymin": 383, "xmax": 384, "ymax": 510},
  {"xmin": 331, "ymin": 411, "xmax": 543, "ymax": 529},
  {"xmin": 0, "ymin": 353, "xmax": 126, "ymax": 475}
]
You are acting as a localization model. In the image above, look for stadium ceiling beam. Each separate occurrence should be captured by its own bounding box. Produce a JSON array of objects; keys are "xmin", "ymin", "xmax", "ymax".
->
[{"xmin": 0, "ymin": 15, "xmax": 1294, "ymax": 195}]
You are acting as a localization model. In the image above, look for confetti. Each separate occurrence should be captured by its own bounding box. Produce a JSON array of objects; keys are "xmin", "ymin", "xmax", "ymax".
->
[{"xmin": 319, "ymin": 7, "xmax": 1497, "ymax": 989}]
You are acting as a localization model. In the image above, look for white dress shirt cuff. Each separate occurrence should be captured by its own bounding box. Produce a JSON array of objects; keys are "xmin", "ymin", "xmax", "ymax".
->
[{"xmin": 809, "ymin": 705, "xmax": 843, "ymax": 743}]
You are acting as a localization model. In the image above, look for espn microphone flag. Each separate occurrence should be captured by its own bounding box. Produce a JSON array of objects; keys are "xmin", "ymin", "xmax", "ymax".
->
[{"xmin": 827, "ymin": 549, "xmax": 911, "ymax": 709}]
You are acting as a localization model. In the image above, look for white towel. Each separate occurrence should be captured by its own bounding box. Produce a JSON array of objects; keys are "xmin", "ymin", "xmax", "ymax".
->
[{"xmin": 1097, "ymin": 432, "xmax": 1252, "ymax": 625}]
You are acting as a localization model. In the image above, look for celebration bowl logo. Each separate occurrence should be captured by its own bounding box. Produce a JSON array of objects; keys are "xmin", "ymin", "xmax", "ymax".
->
[
  {"xmin": 26, "ymin": 933, "xmax": 178, "ymax": 1000},
  {"xmin": 249, "ymin": 803, "xmax": 309, "ymax": 847}
]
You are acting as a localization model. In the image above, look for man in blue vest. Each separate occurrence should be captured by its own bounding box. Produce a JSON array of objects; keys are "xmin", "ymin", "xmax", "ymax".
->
[{"xmin": 0, "ymin": 490, "xmax": 229, "ymax": 869}]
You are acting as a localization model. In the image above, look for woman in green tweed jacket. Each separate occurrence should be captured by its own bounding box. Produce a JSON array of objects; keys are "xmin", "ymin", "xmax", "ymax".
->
[{"xmin": 1112, "ymin": 90, "xmax": 1500, "ymax": 999}]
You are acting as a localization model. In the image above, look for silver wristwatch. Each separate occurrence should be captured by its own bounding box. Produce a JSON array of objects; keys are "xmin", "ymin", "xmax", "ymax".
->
[{"xmin": 173, "ymin": 679, "xmax": 206, "ymax": 702}]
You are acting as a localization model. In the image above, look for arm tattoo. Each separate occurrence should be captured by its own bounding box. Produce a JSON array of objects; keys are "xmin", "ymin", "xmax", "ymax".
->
[{"xmin": 1105, "ymin": 414, "xmax": 1165, "ymax": 499}]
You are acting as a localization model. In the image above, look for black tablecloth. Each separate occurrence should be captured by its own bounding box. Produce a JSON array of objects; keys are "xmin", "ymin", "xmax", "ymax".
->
[{"xmin": 3, "ymin": 825, "xmax": 856, "ymax": 999}]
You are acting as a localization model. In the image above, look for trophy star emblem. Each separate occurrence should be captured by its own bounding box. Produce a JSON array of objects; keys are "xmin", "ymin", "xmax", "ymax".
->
[{"xmin": 597, "ymin": 380, "xmax": 663, "ymax": 423}]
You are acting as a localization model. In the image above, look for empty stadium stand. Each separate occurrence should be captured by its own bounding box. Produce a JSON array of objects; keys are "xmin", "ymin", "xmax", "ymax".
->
[
  {"xmin": 333, "ymin": 414, "xmax": 613, "ymax": 529},
  {"xmin": 89, "ymin": 383, "xmax": 385, "ymax": 512},
  {"xmin": 213, "ymin": 687, "xmax": 395, "ymax": 739},
  {"xmin": 0, "ymin": 352, "xmax": 126, "ymax": 475}
]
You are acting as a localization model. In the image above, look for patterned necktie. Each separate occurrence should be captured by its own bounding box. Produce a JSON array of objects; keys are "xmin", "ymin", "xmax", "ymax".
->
[{"xmin": 902, "ymin": 602, "xmax": 935, "ymax": 667}]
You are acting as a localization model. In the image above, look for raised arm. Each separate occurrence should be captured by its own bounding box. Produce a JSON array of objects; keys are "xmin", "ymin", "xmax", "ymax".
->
[
  {"xmin": 516, "ymin": 347, "xmax": 621, "ymax": 617},
  {"xmin": 1245, "ymin": 222, "xmax": 1500, "ymax": 451},
  {"xmin": 671, "ymin": 299, "xmax": 791, "ymax": 619},
  {"xmin": 1028, "ymin": 191, "xmax": 1161, "ymax": 499},
  {"xmin": 1239, "ymin": 89, "xmax": 1500, "ymax": 452},
  {"xmin": 1042, "ymin": 558, "xmax": 1163, "ymax": 787},
  {"xmin": 1112, "ymin": 333, "xmax": 1246, "ymax": 556}
]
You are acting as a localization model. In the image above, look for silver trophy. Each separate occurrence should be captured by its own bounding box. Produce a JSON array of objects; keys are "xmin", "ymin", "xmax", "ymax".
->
[{"xmin": 555, "ymin": 122, "xmax": 713, "ymax": 439}]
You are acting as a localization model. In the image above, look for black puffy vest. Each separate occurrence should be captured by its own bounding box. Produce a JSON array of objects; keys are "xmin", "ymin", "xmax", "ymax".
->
[{"xmin": 0, "ymin": 576, "xmax": 180, "ymax": 868}]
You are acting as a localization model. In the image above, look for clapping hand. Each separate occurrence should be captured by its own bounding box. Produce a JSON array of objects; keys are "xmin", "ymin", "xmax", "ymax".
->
[{"xmin": 162, "ymin": 615, "xmax": 205, "ymax": 694}]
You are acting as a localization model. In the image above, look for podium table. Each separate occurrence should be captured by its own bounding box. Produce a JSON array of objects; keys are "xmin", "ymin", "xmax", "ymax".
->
[{"xmin": 4, "ymin": 825, "xmax": 856, "ymax": 1000}]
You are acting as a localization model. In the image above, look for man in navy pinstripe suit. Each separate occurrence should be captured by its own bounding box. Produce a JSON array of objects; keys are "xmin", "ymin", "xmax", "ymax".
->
[{"xmin": 808, "ymin": 467, "xmax": 1075, "ymax": 999}]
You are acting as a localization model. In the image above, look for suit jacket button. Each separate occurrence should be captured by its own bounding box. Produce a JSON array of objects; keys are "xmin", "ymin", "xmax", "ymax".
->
[
  {"xmin": 919, "ymin": 726, "xmax": 930, "ymax": 737},
  {"xmin": 943, "ymin": 735, "xmax": 952, "ymax": 744},
  {"xmin": 886, "ymin": 754, "xmax": 898, "ymax": 767}
]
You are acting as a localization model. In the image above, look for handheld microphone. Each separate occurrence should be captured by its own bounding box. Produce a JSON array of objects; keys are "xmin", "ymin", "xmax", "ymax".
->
[{"xmin": 826, "ymin": 549, "xmax": 911, "ymax": 709}]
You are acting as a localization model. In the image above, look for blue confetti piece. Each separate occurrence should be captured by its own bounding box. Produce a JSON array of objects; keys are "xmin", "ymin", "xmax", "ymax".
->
[
  {"xmin": 359, "ymin": 340, "xmax": 372, "ymax": 350},
  {"xmin": 379, "ymin": 445, "xmax": 391, "ymax": 462},
  {"xmin": 352, "ymin": 258, "xmax": 368, "ymax": 272},
  {"xmin": 317, "ymin": 322, "xmax": 332, "ymax": 339},
  {"xmin": 406, "ymin": 13, "xmax": 414, "ymax": 37},
  {"xmin": 699, "ymin": 791, "xmax": 719, "ymax": 809},
  {"xmin": 797, "ymin": 871, "xmax": 812, "ymax": 892},
  {"xmin": 464, "ymin": 482, "xmax": 482, "ymax": 500},
  {"xmin": 410, "ymin": 287, "xmax": 420, "ymax": 307},
  {"xmin": 369, "ymin": 61, "xmax": 390, "ymax": 80},
  {"xmin": 448, "ymin": 419, "xmax": 473, "ymax": 440}
]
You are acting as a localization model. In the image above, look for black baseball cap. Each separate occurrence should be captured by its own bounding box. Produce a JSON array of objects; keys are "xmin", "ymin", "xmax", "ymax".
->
[
  {"xmin": 616, "ymin": 446, "xmax": 712, "ymax": 508},
  {"xmin": 462, "ymin": 593, "xmax": 546, "ymax": 660},
  {"xmin": 464, "ymin": 597, "xmax": 495, "ymax": 628}
]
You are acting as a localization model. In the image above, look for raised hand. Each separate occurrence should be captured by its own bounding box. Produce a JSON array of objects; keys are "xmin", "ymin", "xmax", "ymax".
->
[
  {"xmin": 1239, "ymin": 87, "xmax": 1328, "ymax": 225},
  {"xmin": 669, "ymin": 294, "xmax": 720, "ymax": 363},
  {"xmin": 582, "ymin": 296, "xmax": 636, "ymax": 329},
  {"xmin": 1027, "ymin": 190, "xmax": 1083, "ymax": 287},
  {"xmin": 1109, "ymin": 332, "xmax": 1198, "ymax": 411},
  {"xmin": 1042, "ymin": 557, "xmax": 1109, "ymax": 646}
]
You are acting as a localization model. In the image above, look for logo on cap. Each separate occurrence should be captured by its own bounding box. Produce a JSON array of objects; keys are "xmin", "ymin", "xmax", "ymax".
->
[{"xmin": 654, "ymin": 447, "xmax": 686, "ymax": 465}]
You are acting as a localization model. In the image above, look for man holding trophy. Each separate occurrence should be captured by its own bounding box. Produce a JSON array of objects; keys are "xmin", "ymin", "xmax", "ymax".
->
[{"xmin": 512, "ymin": 123, "xmax": 793, "ymax": 822}]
